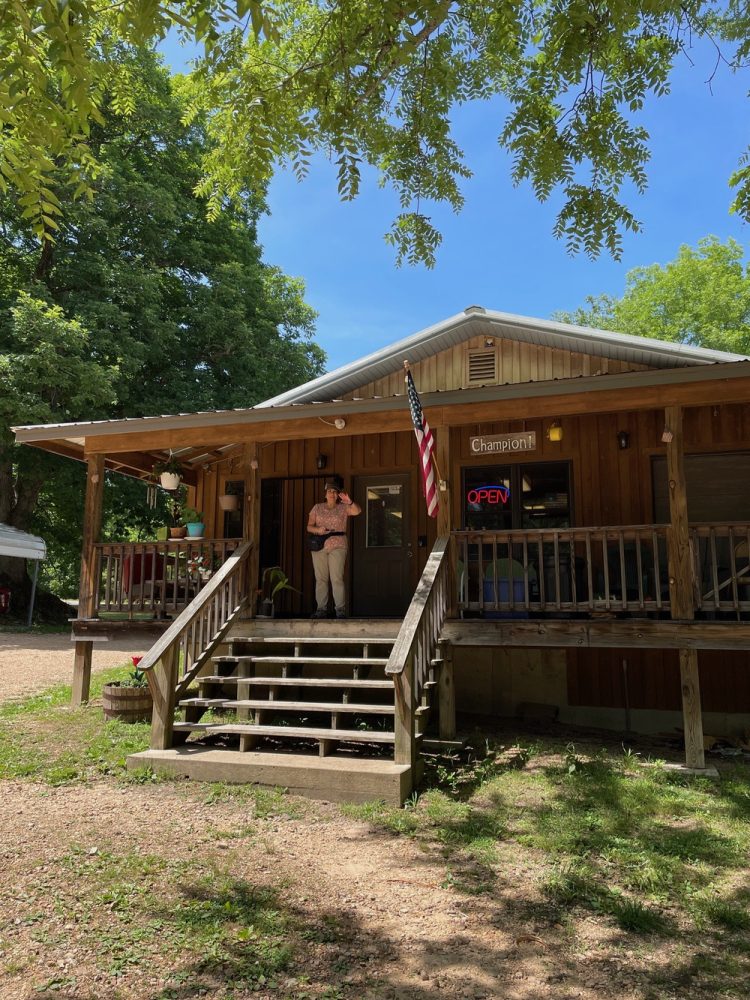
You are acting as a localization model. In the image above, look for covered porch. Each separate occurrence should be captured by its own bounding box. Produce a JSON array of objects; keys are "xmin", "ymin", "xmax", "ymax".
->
[{"xmin": 12, "ymin": 312, "xmax": 750, "ymax": 800}]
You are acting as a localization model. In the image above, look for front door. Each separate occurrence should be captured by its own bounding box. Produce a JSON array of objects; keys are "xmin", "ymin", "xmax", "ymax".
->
[{"xmin": 351, "ymin": 474, "xmax": 412, "ymax": 616}]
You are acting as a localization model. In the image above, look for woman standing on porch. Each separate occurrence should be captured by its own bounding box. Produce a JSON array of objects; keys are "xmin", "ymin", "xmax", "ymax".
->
[{"xmin": 307, "ymin": 480, "xmax": 361, "ymax": 618}]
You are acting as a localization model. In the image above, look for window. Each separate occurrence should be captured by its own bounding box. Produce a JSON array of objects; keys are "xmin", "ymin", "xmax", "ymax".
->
[
  {"xmin": 366, "ymin": 484, "xmax": 404, "ymax": 548},
  {"xmin": 462, "ymin": 462, "xmax": 571, "ymax": 530}
]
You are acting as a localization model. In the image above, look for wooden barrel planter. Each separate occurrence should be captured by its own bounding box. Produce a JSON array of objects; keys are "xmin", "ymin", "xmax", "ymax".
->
[{"xmin": 102, "ymin": 683, "xmax": 153, "ymax": 723}]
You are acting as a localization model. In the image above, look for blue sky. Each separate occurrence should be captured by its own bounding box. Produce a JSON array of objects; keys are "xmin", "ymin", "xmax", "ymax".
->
[{"xmin": 163, "ymin": 36, "xmax": 748, "ymax": 372}]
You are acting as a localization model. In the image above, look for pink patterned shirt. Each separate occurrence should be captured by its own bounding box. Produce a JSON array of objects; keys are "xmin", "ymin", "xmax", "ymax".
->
[{"xmin": 308, "ymin": 502, "xmax": 356, "ymax": 551}]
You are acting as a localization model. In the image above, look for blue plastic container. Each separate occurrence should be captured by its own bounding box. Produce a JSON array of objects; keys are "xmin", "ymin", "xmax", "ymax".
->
[{"xmin": 483, "ymin": 578, "xmax": 528, "ymax": 619}]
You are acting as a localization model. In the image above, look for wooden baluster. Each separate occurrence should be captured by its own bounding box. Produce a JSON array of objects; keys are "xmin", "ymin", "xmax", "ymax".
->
[
  {"xmin": 602, "ymin": 535, "xmax": 611, "ymax": 610},
  {"xmin": 552, "ymin": 532, "xmax": 561, "ymax": 609},
  {"xmin": 709, "ymin": 527, "xmax": 720, "ymax": 611},
  {"xmin": 635, "ymin": 532, "xmax": 646, "ymax": 610},
  {"xmin": 103, "ymin": 552, "xmax": 112, "ymax": 612},
  {"xmin": 569, "ymin": 536, "xmax": 577, "ymax": 609},
  {"xmin": 618, "ymin": 532, "xmax": 627, "ymax": 611},
  {"xmin": 728, "ymin": 527, "xmax": 739, "ymax": 610},
  {"xmin": 653, "ymin": 530, "xmax": 663, "ymax": 610},
  {"xmin": 585, "ymin": 532, "xmax": 594, "ymax": 610}
]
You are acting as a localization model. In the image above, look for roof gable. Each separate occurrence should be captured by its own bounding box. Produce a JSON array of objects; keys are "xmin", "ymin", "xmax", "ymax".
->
[{"xmin": 259, "ymin": 306, "xmax": 748, "ymax": 407}]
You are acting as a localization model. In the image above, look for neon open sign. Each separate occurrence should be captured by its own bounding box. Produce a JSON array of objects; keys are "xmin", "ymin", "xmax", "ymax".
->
[{"xmin": 467, "ymin": 485, "xmax": 510, "ymax": 505}]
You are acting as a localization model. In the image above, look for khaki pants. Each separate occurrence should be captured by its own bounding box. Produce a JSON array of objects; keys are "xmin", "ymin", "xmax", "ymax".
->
[{"xmin": 312, "ymin": 545, "xmax": 348, "ymax": 613}]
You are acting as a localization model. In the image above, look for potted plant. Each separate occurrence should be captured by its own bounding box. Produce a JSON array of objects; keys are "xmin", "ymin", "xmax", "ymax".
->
[
  {"xmin": 153, "ymin": 454, "xmax": 183, "ymax": 491},
  {"xmin": 102, "ymin": 657, "xmax": 153, "ymax": 723},
  {"xmin": 168, "ymin": 488, "xmax": 187, "ymax": 538},
  {"xmin": 218, "ymin": 482, "xmax": 242, "ymax": 511},
  {"xmin": 182, "ymin": 505, "xmax": 205, "ymax": 538},
  {"xmin": 257, "ymin": 566, "xmax": 299, "ymax": 618}
]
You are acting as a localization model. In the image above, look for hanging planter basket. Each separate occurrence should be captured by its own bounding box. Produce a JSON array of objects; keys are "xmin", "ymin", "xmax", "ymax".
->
[
  {"xmin": 159, "ymin": 471, "xmax": 181, "ymax": 491},
  {"xmin": 102, "ymin": 682, "xmax": 153, "ymax": 724},
  {"xmin": 218, "ymin": 494, "xmax": 240, "ymax": 512}
]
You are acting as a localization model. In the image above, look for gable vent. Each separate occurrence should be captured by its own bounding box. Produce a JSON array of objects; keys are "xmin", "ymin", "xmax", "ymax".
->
[{"xmin": 467, "ymin": 348, "xmax": 497, "ymax": 385}]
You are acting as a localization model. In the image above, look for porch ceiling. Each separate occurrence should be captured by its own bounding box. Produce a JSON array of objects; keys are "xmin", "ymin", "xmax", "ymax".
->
[{"xmin": 12, "ymin": 360, "xmax": 750, "ymax": 479}]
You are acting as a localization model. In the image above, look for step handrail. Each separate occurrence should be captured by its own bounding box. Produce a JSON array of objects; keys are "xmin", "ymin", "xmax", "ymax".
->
[
  {"xmin": 385, "ymin": 535, "xmax": 452, "ymax": 767},
  {"xmin": 141, "ymin": 540, "xmax": 253, "ymax": 751},
  {"xmin": 138, "ymin": 540, "xmax": 253, "ymax": 674}
]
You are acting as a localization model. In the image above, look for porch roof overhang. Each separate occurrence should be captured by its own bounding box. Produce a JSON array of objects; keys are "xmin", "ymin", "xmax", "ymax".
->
[{"xmin": 13, "ymin": 359, "xmax": 750, "ymax": 477}]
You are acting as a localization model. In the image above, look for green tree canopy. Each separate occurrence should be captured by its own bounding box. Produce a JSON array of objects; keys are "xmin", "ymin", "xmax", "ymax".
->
[
  {"xmin": 2, "ymin": 1, "xmax": 749, "ymax": 265},
  {"xmin": 555, "ymin": 236, "xmax": 750, "ymax": 354},
  {"xmin": 0, "ymin": 51, "xmax": 323, "ymax": 595}
]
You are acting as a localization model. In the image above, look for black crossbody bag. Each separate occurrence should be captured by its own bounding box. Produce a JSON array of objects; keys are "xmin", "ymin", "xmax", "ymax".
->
[{"xmin": 306, "ymin": 531, "xmax": 345, "ymax": 552}]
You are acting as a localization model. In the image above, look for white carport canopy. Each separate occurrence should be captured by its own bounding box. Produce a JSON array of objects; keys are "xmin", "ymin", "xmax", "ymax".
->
[
  {"xmin": 0, "ymin": 523, "xmax": 47, "ymax": 625},
  {"xmin": 0, "ymin": 523, "xmax": 46, "ymax": 561}
]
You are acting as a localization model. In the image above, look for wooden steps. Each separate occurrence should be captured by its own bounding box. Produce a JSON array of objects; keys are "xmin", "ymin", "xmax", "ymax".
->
[
  {"xmin": 173, "ymin": 721, "xmax": 395, "ymax": 743},
  {"xmin": 215, "ymin": 655, "xmax": 389, "ymax": 667},
  {"xmin": 198, "ymin": 675, "xmax": 393, "ymax": 690},
  {"xmin": 126, "ymin": 619, "xmax": 438, "ymax": 802},
  {"xmin": 179, "ymin": 697, "xmax": 394, "ymax": 714}
]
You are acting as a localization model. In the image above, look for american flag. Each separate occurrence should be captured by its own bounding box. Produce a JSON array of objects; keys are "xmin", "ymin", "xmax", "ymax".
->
[{"xmin": 406, "ymin": 367, "xmax": 438, "ymax": 518}]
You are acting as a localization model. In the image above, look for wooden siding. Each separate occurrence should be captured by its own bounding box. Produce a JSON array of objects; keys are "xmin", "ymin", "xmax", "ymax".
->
[
  {"xmin": 567, "ymin": 648, "xmax": 750, "ymax": 714},
  {"xmin": 192, "ymin": 399, "xmax": 750, "ymax": 717},
  {"xmin": 340, "ymin": 335, "xmax": 650, "ymax": 400}
]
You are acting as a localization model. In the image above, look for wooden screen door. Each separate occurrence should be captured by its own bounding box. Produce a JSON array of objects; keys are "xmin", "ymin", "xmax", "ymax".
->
[{"xmin": 351, "ymin": 474, "xmax": 412, "ymax": 617}]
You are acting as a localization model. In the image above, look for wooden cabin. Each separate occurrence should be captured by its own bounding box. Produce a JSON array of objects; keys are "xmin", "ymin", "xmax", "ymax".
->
[{"xmin": 13, "ymin": 306, "xmax": 750, "ymax": 802}]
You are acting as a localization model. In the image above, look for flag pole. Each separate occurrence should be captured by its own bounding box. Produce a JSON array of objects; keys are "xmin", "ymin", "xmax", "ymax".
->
[{"xmin": 404, "ymin": 360, "xmax": 443, "ymax": 483}]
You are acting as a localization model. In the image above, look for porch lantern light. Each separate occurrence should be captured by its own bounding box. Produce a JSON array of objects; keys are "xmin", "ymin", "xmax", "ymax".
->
[
  {"xmin": 546, "ymin": 420, "xmax": 563, "ymax": 443},
  {"xmin": 617, "ymin": 430, "xmax": 630, "ymax": 450},
  {"xmin": 661, "ymin": 427, "xmax": 673, "ymax": 444},
  {"xmin": 316, "ymin": 453, "xmax": 327, "ymax": 470}
]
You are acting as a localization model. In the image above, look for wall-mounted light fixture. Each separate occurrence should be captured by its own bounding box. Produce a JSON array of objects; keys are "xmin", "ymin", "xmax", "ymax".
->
[
  {"xmin": 484, "ymin": 337, "xmax": 495, "ymax": 348},
  {"xmin": 546, "ymin": 420, "xmax": 563, "ymax": 443},
  {"xmin": 250, "ymin": 457, "xmax": 259, "ymax": 470},
  {"xmin": 315, "ymin": 453, "xmax": 327, "ymax": 470},
  {"xmin": 617, "ymin": 430, "xmax": 630, "ymax": 450},
  {"xmin": 661, "ymin": 427, "xmax": 673, "ymax": 444}
]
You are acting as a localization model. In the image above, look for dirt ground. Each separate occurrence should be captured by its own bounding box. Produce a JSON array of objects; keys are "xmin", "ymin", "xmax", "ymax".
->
[
  {"xmin": 0, "ymin": 778, "xmax": 664, "ymax": 1000},
  {"xmin": 0, "ymin": 633, "xmax": 726, "ymax": 1000},
  {"xmin": 0, "ymin": 630, "xmax": 151, "ymax": 702}
]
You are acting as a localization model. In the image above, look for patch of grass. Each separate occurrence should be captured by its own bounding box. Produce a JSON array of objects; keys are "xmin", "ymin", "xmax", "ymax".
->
[
  {"xmin": 202, "ymin": 782, "xmax": 303, "ymax": 819},
  {"xmin": 346, "ymin": 739, "xmax": 750, "ymax": 957},
  {"xmin": 0, "ymin": 665, "xmax": 150, "ymax": 784}
]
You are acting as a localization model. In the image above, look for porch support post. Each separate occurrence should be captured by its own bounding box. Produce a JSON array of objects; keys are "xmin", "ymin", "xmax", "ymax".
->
[
  {"xmin": 393, "ymin": 656, "xmax": 416, "ymax": 772},
  {"xmin": 664, "ymin": 405, "xmax": 705, "ymax": 769},
  {"xmin": 72, "ymin": 453, "xmax": 105, "ymax": 706},
  {"xmin": 243, "ymin": 442, "xmax": 261, "ymax": 617},
  {"xmin": 436, "ymin": 426, "xmax": 457, "ymax": 615},
  {"xmin": 148, "ymin": 645, "xmax": 178, "ymax": 750}
]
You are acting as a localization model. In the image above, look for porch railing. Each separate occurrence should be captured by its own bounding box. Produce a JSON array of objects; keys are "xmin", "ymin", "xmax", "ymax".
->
[
  {"xmin": 138, "ymin": 540, "xmax": 253, "ymax": 750},
  {"xmin": 691, "ymin": 523, "xmax": 750, "ymax": 613},
  {"xmin": 455, "ymin": 523, "xmax": 750, "ymax": 617},
  {"xmin": 454, "ymin": 526, "xmax": 671, "ymax": 615},
  {"xmin": 92, "ymin": 539, "xmax": 241, "ymax": 618},
  {"xmin": 386, "ymin": 536, "xmax": 452, "ymax": 767}
]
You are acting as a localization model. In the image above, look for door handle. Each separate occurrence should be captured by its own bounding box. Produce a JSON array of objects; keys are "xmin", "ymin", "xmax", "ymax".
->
[{"xmin": 407, "ymin": 543, "xmax": 413, "ymax": 559}]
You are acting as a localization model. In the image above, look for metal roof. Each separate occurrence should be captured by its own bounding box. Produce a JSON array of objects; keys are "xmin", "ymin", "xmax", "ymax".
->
[
  {"xmin": 258, "ymin": 306, "xmax": 749, "ymax": 407},
  {"xmin": 0, "ymin": 524, "xmax": 46, "ymax": 561}
]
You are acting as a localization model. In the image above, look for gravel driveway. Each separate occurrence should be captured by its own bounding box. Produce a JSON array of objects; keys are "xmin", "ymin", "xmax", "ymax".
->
[{"xmin": 0, "ymin": 630, "xmax": 153, "ymax": 703}]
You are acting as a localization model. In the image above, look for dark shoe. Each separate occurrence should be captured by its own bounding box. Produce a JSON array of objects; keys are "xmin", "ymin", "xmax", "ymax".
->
[
  {"xmin": 311, "ymin": 609, "xmax": 328, "ymax": 619},
  {"xmin": 335, "ymin": 611, "xmax": 347, "ymax": 619}
]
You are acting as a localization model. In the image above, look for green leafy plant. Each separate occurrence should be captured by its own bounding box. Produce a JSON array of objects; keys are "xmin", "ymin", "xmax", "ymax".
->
[
  {"xmin": 182, "ymin": 506, "xmax": 204, "ymax": 524},
  {"xmin": 121, "ymin": 657, "xmax": 148, "ymax": 689},
  {"xmin": 152, "ymin": 455, "xmax": 183, "ymax": 478},
  {"xmin": 267, "ymin": 567, "xmax": 300, "ymax": 600}
]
